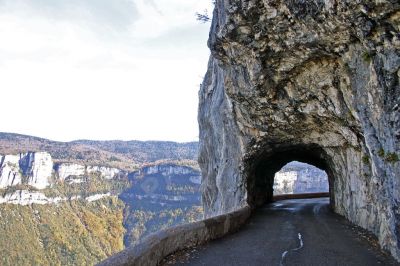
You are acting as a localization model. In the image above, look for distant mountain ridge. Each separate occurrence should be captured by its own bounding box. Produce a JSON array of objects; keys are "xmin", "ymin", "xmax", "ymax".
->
[{"xmin": 0, "ymin": 132, "xmax": 198, "ymax": 171}]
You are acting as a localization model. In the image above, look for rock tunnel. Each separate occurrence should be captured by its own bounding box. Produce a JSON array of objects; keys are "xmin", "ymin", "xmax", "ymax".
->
[
  {"xmin": 198, "ymin": 0, "xmax": 399, "ymax": 261},
  {"xmin": 247, "ymin": 144, "xmax": 334, "ymax": 207}
]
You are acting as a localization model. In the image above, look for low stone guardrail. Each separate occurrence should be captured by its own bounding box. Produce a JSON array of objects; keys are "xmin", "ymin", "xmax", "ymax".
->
[
  {"xmin": 98, "ymin": 206, "xmax": 252, "ymax": 266},
  {"xmin": 98, "ymin": 192, "xmax": 329, "ymax": 266},
  {"xmin": 273, "ymin": 192, "xmax": 329, "ymax": 201}
]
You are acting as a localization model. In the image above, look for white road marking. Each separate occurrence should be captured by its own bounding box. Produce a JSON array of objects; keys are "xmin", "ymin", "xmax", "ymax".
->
[{"xmin": 280, "ymin": 233, "xmax": 304, "ymax": 266}]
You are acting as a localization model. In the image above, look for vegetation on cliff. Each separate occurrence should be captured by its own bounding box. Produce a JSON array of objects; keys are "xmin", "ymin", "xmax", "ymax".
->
[
  {"xmin": 0, "ymin": 198, "xmax": 125, "ymax": 266},
  {"xmin": 0, "ymin": 134, "xmax": 203, "ymax": 265}
]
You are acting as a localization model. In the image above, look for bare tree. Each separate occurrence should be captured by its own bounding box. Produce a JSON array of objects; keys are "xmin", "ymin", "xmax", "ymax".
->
[
  {"xmin": 195, "ymin": 9, "xmax": 211, "ymax": 23},
  {"xmin": 195, "ymin": 1, "xmax": 215, "ymax": 23}
]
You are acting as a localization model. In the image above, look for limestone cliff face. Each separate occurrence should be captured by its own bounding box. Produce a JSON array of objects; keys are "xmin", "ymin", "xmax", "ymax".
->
[
  {"xmin": 0, "ymin": 152, "xmax": 52, "ymax": 189},
  {"xmin": 273, "ymin": 161, "xmax": 329, "ymax": 194},
  {"xmin": 137, "ymin": 164, "xmax": 195, "ymax": 176},
  {"xmin": 121, "ymin": 163, "xmax": 202, "ymax": 246},
  {"xmin": 0, "ymin": 190, "xmax": 112, "ymax": 205},
  {"xmin": 56, "ymin": 163, "xmax": 86, "ymax": 180},
  {"xmin": 199, "ymin": 0, "xmax": 400, "ymax": 259},
  {"xmin": 0, "ymin": 152, "xmax": 126, "ymax": 190},
  {"xmin": 0, "ymin": 155, "xmax": 22, "ymax": 188},
  {"xmin": 56, "ymin": 163, "xmax": 124, "ymax": 182}
]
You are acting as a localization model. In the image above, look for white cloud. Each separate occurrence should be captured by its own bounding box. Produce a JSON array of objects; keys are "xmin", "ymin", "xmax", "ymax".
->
[
  {"xmin": 0, "ymin": 0, "xmax": 139, "ymax": 31},
  {"xmin": 0, "ymin": 0, "xmax": 214, "ymax": 142}
]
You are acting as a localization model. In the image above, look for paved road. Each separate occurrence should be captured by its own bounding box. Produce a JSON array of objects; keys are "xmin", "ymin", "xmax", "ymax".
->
[{"xmin": 169, "ymin": 198, "xmax": 398, "ymax": 266}]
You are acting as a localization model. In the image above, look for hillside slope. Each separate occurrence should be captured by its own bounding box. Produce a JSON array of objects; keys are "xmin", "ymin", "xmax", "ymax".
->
[
  {"xmin": 0, "ymin": 133, "xmax": 198, "ymax": 171},
  {"xmin": 0, "ymin": 197, "xmax": 125, "ymax": 266}
]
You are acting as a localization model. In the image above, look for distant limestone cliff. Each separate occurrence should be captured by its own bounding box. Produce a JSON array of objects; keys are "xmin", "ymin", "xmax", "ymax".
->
[
  {"xmin": 0, "ymin": 152, "xmax": 53, "ymax": 189},
  {"xmin": 0, "ymin": 152, "xmax": 125, "ymax": 191},
  {"xmin": 273, "ymin": 161, "xmax": 328, "ymax": 195}
]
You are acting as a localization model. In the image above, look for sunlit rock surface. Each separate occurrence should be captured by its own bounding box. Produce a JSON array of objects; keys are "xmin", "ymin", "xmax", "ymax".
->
[
  {"xmin": 273, "ymin": 161, "xmax": 329, "ymax": 194},
  {"xmin": 86, "ymin": 166, "xmax": 122, "ymax": 179},
  {"xmin": 199, "ymin": 0, "xmax": 400, "ymax": 260},
  {"xmin": 0, "ymin": 152, "xmax": 52, "ymax": 189},
  {"xmin": 0, "ymin": 155, "xmax": 22, "ymax": 188},
  {"xmin": 0, "ymin": 190, "xmax": 62, "ymax": 205},
  {"xmin": 137, "ymin": 164, "xmax": 194, "ymax": 176},
  {"xmin": 56, "ymin": 163, "xmax": 86, "ymax": 180},
  {"xmin": 0, "ymin": 190, "xmax": 113, "ymax": 205},
  {"xmin": 0, "ymin": 152, "xmax": 126, "ymax": 190},
  {"xmin": 56, "ymin": 163, "xmax": 125, "ymax": 181}
]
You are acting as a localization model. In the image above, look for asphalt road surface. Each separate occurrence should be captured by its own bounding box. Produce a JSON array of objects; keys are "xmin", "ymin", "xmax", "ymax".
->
[{"xmin": 167, "ymin": 198, "xmax": 398, "ymax": 266}]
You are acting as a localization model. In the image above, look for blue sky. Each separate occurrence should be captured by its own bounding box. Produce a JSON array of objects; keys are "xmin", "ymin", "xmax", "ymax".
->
[{"xmin": 0, "ymin": 0, "xmax": 213, "ymax": 142}]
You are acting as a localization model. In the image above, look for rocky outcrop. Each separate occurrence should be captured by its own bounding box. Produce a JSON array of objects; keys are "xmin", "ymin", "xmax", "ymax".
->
[
  {"xmin": 0, "ymin": 155, "xmax": 22, "ymax": 188},
  {"xmin": 0, "ymin": 190, "xmax": 64, "ymax": 205},
  {"xmin": 21, "ymin": 152, "xmax": 53, "ymax": 189},
  {"xmin": 121, "ymin": 163, "xmax": 202, "ymax": 246},
  {"xmin": 125, "ymin": 164, "xmax": 201, "ymax": 207},
  {"xmin": 86, "ymin": 193, "xmax": 111, "ymax": 202},
  {"xmin": 0, "ymin": 152, "xmax": 52, "ymax": 189},
  {"xmin": 86, "ymin": 166, "xmax": 121, "ymax": 179},
  {"xmin": 0, "ymin": 152, "xmax": 126, "ymax": 190},
  {"xmin": 136, "ymin": 164, "xmax": 194, "ymax": 177},
  {"xmin": 273, "ymin": 161, "xmax": 329, "ymax": 194},
  {"xmin": 199, "ymin": 0, "xmax": 399, "ymax": 260},
  {"xmin": 0, "ymin": 190, "xmax": 115, "ymax": 205},
  {"xmin": 56, "ymin": 163, "xmax": 86, "ymax": 180},
  {"xmin": 56, "ymin": 163, "xmax": 124, "ymax": 181},
  {"xmin": 273, "ymin": 171, "xmax": 297, "ymax": 194}
]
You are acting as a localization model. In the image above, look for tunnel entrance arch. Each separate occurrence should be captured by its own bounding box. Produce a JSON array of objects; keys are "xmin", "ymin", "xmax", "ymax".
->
[
  {"xmin": 273, "ymin": 161, "xmax": 329, "ymax": 195},
  {"xmin": 246, "ymin": 144, "xmax": 335, "ymax": 209}
]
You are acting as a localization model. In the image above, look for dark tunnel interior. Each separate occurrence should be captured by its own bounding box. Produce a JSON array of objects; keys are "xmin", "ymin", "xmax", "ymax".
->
[{"xmin": 247, "ymin": 144, "xmax": 335, "ymax": 208}]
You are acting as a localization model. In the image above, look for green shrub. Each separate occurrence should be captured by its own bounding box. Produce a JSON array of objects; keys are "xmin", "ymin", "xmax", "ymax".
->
[
  {"xmin": 362, "ymin": 155, "xmax": 370, "ymax": 165},
  {"xmin": 377, "ymin": 148, "xmax": 385, "ymax": 157},
  {"xmin": 362, "ymin": 51, "xmax": 372, "ymax": 62},
  {"xmin": 385, "ymin": 153, "xmax": 399, "ymax": 163},
  {"xmin": 109, "ymin": 156, "xmax": 121, "ymax": 162}
]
